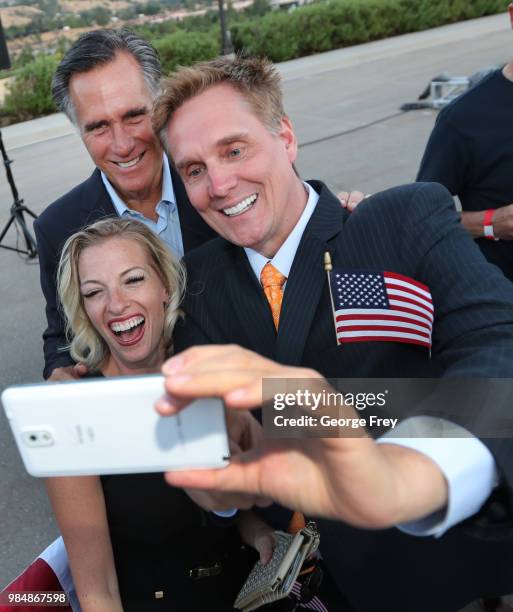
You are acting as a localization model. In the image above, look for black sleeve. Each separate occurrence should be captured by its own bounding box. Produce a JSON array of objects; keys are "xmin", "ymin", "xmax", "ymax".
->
[
  {"xmin": 399, "ymin": 182, "xmax": 513, "ymax": 378},
  {"xmin": 34, "ymin": 219, "xmax": 75, "ymax": 379},
  {"xmin": 172, "ymin": 313, "xmax": 214, "ymax": 354},
  {"xmin": 416, "ymin": 110, "xmax": 471, "ymax": 197},
  {"xmin": 400, "ymin": 183, "xmax": 513, "ymax": 500}
]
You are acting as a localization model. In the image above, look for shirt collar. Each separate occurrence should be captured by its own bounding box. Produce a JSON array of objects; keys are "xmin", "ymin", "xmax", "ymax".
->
[
  {"xmin": 100, "ymin": 154, "xmax": 176, "ymax": 216},
  {"xmin": 245, "ymin": 182, "xmax": 320, "ymax": 282}
]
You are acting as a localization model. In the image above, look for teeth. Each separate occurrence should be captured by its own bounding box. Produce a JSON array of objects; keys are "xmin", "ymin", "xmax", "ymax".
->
[
  {"xmin": 110, "ymin": 316, "xmax": 144, "ymax": 333},
  {"xmin": 223, "ymin": 194, "xmax": 257, "ymax": 217},
  {"xmin": 117, "ymin": 155, "xmax": 142, "ymax": 169}
]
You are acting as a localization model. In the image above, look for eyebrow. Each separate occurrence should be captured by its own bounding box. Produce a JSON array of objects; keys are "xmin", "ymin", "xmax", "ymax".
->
[
  {"xmin": 84, "ymin": 119, "xmax": 109, "ymax": 133},
  {"xmin": 122, "ymin": 106, "xmax": 149, "ymax": 120},
  {"xmin": 175, "ymin": 132, "xmax": 249, "ymax": 171},
  {"xmin": 83, "ymin": 107, "xmax": 149, "ymax": 133},
  {"xmin": 80, "ymin": 266, "xmax": 145, "ymax": 287}
]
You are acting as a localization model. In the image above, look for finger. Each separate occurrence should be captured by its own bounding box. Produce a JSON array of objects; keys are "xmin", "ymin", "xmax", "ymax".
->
[
  {"xmin": 255, "ymin": 533, "xmax": 276, "ymax": 565},
  {"xmin": 155, "ymin": 392, "xmax": 191, "ymax": 416},
  {"xmin": 346, "ymin": 190, "xmax": 366, "ymax": 211},
  {"xmin": 73, "ymin": 363, "xmax": 88, "ymax": 377},
  {"xmin": 164, "ymin": 354, "xmax": 320, "ymax": 395},
  {"xmin": 171, "ymin": 346, "xmax": 285, "ymax": 379},
  {"xmin": 163, "ymin": 370, "xmax": 265, "ymax": 409},
  {"xmin": 254, "ymin": 496, "xmax": 273, "ymax": 508},
  {"xmin": 229, "ymin": 438, "xmax": 243, "ymax": 454},
  {"xmin": 337, "ymin": 191, "xmax": 349, "ymax": 208},
  {"xmin": 164, "ymin": 457, "xmax": 262, "ymax": 499},
  {"xmin": 162, "ymin": 344, "xmax": 249, "ymax": 376}
]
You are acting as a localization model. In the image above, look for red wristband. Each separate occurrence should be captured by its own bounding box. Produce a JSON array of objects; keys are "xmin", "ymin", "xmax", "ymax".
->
[{"xmin": 483, "ymin": 209, "xmax": 498, "ymax": 241}]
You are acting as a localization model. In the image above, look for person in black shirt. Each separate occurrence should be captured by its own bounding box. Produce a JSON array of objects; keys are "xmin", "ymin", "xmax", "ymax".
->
[{"xmin": 417, "ymin": 5, "xmax": 513, "ymax": 282}]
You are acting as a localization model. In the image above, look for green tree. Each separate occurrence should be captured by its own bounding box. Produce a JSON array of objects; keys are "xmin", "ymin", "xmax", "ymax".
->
[
  {"xmin": 2, "ymin": 54, "xmax": 57, "ymax": 121},
  {"xmin": 154, "ymin": 30, "xmax": 219, "ymax": 74},
  {"xmin": 13, "ymin": 46, "xmax": 35, "ymax": 69}
]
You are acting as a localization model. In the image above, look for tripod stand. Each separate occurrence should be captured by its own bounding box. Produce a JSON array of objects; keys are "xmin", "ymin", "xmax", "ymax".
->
[{"xmin": 0, "ymin": 129, "xmax": 38, "ymax": 258}]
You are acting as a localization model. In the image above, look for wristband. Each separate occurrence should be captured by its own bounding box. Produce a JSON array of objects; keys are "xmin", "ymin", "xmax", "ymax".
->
[{"xmin": 483, "ymin": 209, "xmax": 499, "ymax": 241}]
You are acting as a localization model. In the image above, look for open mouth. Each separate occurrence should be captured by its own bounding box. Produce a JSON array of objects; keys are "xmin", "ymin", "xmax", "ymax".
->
[
  {"xmin": 109, "ymin": 315, "xmax": 145, "ymax": 346},
  {"xmin": 115, "ymin": 152, "xmax": 145, "ymax": 169},
  {"xmin": 222, "ymin": 194, "xmax": 257, "ymax": 217}
]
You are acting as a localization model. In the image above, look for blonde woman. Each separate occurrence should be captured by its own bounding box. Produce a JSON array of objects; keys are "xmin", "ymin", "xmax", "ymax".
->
[{"xmin": 49, "ymin": 218, "xmax": 268, "ymax": 611}]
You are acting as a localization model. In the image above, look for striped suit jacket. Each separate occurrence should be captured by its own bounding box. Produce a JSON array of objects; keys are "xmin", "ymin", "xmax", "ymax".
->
[{"xmin": 175, "ymin": 180, "xmax": 513, "ymax": 611}]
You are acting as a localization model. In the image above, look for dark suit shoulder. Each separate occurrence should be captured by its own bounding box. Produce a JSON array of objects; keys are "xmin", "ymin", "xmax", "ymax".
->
[
  {"xmin": 34, "ymin": 170, "xmax": 116, "ymax": 256},
  {"xmin": 34, "ymin": 169, "xmax": 115, "ymax": 251},
  {"xmin": 184, "ymin": 237, "xmax": 233, "ymax": 280},
  {"xmin": 351, "ymin": 181, "xmax": 456, "ymax": 230},
  {"xmin": 359, "ymin": 181, "xmax": 452, "ymax": 212}
]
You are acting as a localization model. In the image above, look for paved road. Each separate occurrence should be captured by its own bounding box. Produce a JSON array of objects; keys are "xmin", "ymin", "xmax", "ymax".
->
[{"xmin": 1, "ymin": 12, "xmax": 511, "ymax": 588}]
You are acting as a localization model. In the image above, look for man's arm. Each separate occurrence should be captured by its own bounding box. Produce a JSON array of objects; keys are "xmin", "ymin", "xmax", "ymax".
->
[
  {"xmin": 156, "ymin": 345, "xmax": 448, "ymax": 527},
  {"xmin": 158, "ymin": 186, "xmax": 513, "ymax": 529},
  {"xmin": 461, "ymin": 205, "xmax": 513, "ymax": 240},
  {"xmin": 400, "ymin": 182, "xmax": 513, "ymax": 378},
  {"xmin": 417, "ymin": 109, "xmax": 513, "ymax": 241},
  {"xmin": 34, "ymin": 220, "xmax": 77, "ymax": 379}
]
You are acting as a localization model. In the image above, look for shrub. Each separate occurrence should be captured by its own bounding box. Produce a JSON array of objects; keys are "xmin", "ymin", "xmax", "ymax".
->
[
  {"xmin": 2, "ymin": 54, "xmax": 57, "ymax": 121},
  {"xmin": 154, "ymin": 30, "xmax": 219, "ymax": 74},
  {"xmin": 232, "ymin": 0, "xmax": 507, "ymax": 61},
  {"xmin": 0, "ymin": 0, "xmax": 509, "ymax": 124}
]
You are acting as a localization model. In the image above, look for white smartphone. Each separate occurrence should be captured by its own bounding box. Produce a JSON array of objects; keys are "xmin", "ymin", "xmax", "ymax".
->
[{"xmin": 2, "ymin": 375, "xmax": 230, "ymax": 477}]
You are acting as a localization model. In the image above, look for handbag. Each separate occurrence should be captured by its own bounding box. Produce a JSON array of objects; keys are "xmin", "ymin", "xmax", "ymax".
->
[{"xmin": 234, "ymin": 522, "xmax": 320, "ymax": 612}]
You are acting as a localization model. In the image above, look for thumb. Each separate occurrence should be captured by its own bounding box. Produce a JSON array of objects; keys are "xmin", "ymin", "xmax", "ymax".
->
[
  {"xmin": 254, "ymin": 532, "xmax": 276, "ymax": 565},
  {"xmin": 73, "ymin": 363, "xmax": 88, "ymax": 378}
]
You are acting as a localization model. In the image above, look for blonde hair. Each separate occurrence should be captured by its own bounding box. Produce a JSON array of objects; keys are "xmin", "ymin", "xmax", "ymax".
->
[
  {"xmin": 153, "ymin": 55, "xmax": 285, "ymax": 153},
  {"xmin": 57, "ymin": 217, "xmax": 185, "ymax": 371}
]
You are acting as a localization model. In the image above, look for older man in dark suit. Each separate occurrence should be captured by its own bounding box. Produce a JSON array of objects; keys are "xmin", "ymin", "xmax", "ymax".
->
[
  {"xmin": 153, "ymin": 56, "xmax": 513, "ymax": 611},
  {"xmin": 34, "ymin": 29, "xmax": 215, "ymax": 381}
]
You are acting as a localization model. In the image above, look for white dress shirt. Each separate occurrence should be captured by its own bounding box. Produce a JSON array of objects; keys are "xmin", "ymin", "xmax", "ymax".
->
[{"xmin": 101, "ymin": 154, "xmax": 184, "ymax": 257}]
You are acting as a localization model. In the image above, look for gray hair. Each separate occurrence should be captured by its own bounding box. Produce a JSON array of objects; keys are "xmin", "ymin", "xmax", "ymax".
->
[{"xmin": 52, "ymin": 28, "xmax": 162, "ymax": 126}]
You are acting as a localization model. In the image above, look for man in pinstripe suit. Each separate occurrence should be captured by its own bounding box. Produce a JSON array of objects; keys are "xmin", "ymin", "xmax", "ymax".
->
[{"xmin": 153, "ymin": 56, "xmax": 513, "ymax": 611}]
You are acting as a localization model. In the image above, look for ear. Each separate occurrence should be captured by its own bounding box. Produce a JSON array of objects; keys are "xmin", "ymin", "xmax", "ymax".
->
[
  {"xmin": 509, "ymin": 3, "xmax": 513, "ymax": 28},
  {"xmin": 278, "ymin": 116, "xmax": 298, "ymax": 164}
]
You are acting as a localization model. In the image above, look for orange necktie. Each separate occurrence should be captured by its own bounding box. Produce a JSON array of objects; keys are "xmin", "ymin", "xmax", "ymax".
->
[
  {"xmin": 260, "ymin": 262, "xmax": 287, "ymax": 330},
  {"xmin": 260, "ymin": 262, "xmax": 306, "ymax": 534}
]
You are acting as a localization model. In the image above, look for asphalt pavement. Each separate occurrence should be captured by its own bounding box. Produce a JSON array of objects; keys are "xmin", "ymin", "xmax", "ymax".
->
[{"xmin": 1, "ymin": 11, "xmax": 512, "ymax": 590}]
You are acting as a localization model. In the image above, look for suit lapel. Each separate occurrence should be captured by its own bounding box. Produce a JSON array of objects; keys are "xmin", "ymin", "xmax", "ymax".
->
[
  {"xmin": 224, "ymin": 246, "xmax": 278, "ymax": 360},
  {"xmin": 276, "ymin": 182, "xmax": 348, "ymax": 365},
  {"xmin": 78, "ymin": 169, "xmax": 117, "ymax": 223}
]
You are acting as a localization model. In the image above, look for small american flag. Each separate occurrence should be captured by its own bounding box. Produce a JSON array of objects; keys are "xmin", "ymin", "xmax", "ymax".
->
[{"xmin": 329, "ymin": 269, "xmax": 433, "ymax": 348}]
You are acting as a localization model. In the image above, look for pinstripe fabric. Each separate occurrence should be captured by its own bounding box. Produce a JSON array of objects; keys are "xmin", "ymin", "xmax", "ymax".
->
[{"xmin": 176, "ymin": 180, "xmax": 513, "ymax": 612}]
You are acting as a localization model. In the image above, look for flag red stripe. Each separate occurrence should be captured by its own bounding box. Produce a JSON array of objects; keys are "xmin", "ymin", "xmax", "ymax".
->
[
  {"xmin": 386, "ymin": 290, "xmax": 434, "ymax": 313},
  {"xmin": 336, "ymin": 304, "xmax": 433, "ymax": 324},
  {"xmin": 336, "ymin": 313, "xmax": 432, "ymax": 330},
  {"xmin": 384, "ymin": 271, "xmax": 430, "ymax": 293},
  {"xmin": 337, "ymin": 335, "xmax": 431, "ymax": 348},
  {"xmin": 337, "ymin": 325, "xmax": 431, "ymax": 339},
  {"xmin": 388, "ymin": 300, "xmax": 434, "ymax": 321},
  {"xmin": 385, "ymin": 280, "xmax": 433, "ymax": 305}
]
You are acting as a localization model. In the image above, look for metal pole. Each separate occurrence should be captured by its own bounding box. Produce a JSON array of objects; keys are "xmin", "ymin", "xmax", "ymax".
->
[{"xmin": 217, "ymin": 0, "xmax": 230, "ymax": 55}]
